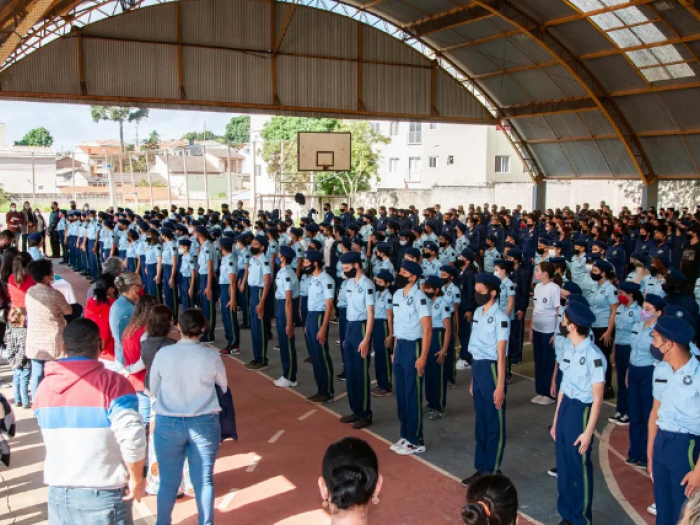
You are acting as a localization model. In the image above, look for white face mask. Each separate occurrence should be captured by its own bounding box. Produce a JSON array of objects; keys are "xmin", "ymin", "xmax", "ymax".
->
[
  {"xmin": 495, "ymin": 269, "xmax": 505, "ymax": 280},
  {"xmin": 178, "ymin": 247, "xmax": 185, "ymax": 255},
  {"xmin": 548, "ymin": 249, "xmax": 556, "ymax": 258},
  {"xmin": 585, "ymin": 263, "xmax": 593, "ymax": 273},
  {"xmin": 399, "ymin": 240, "xmax": 407, "ymax": 246},
  {"xmin": 188, "ymin": 227, "xmax": 194, "ymax": 234}
]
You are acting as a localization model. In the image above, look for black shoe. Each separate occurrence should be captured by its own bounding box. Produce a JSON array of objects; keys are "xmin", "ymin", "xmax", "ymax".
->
[
  {"xmin": 558, "ymin": 521, "xmax": 573, "ymax": 525},
  {"xmin": 307, "ymin": 394, "xmax": 333, "ymax": 403},
  {"xmin": 604, "ymin": 386, "xmax": 615, "ymax": 400},
  {"xmin": 339, "ymin": 414, "xmax": 358, "ymax": 424},
  {"xmin": 461, "ymin": 471, "xmax": 483, "ymax": 487},
  {"xmin": 547, "ymin": 467, "xmax": 557, "ymax": 478},
  {"xmin": 337, "ymin": 371, "xmax": 346, "ymax": 381},
  {"xmin": 241, "ymin": 323, "xmax": 250, "ymax": 329},
  {"xmin": 351, "ymin": 418, "xmax": 372, "ymax": 430}
]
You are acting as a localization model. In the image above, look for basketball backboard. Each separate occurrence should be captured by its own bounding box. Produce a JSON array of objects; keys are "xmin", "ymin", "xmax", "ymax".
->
[{"xmin": 297, "ymin": 132, "xmax": 352, "ymax": 172}]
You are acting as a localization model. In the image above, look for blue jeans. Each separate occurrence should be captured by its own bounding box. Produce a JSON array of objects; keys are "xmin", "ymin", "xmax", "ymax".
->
[
  {"xmin": 13, "ymin": 367, "xmax": 30, "ymax": 405},
  {"xmin": 154, "ymin": 414, "xmax": 221, "ymax": 525},
  {"xmin": 30, "ymin": 359, "xmax": 45, "ymax": 400},
  {"xmin": 48, "ymin": 486, "xmax": 133, "ymax": 525}
]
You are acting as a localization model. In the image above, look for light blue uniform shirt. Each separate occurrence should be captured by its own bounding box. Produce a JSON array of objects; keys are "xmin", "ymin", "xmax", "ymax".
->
[
  {"xmin": 586, "ymin": 279, "xmax": 619, "ymax": 328},
  {"xmin": 559, "ymin": 338, "xmax": 607, "ymax": 403},
  {"xmin": 137, "ymin": 235, "xmax": 147, "ymax": 256},
  {"xmin": 179, "ymin": 252, "xmax": 197, "ymax": 278},
  {"xmin": 414, "ymin": 236, "xmax": 425, "ymax": 251},
  {"xmin": 117, "ymin": 229, "xmax": 128, "ymax": 251},
  {"xmin": 392, "ymin": 284, "xmax": 431, "ymax": 341},
  {"xmin": 218, "ymin": 253, "xmax": 238, "ymax": 285},
  {"xmin": 247, "ymin": 253, "xmax": 271, "ymax": 287},
  {"xmin": 237, "ymin": 247, "xmax": 251, "ymax": 272},
  {"xmin": 653, "ymin": 357, "xmax": 700, "ymax": 435},
  {"xmin": 86, "ymin": 221, "xmax": 98, "ymax": 240},
  {"xmin": 145, "ymin": 242, "xmax": 162, "ymax": 265},
  {"xmin": 299, "ymin": 274, "xmax": 310, "ymax": 297},
  {"xmin": 212, "ymin": 240, "xmax": 221, "ymax": 272},
  {"xmin": 266, "ymin": 239, "xmax": 279, "ymax": 260},
  {"xmin": 345, "ymin": 275, "xmax": 375, "ymax": 322},
  {"xmin": 307, "ymin": 271, "xmax": 335, "ymax": 312},
  {"xmin": 428, "ymin": 296, "xmax": 452, "ymax": 329},
  {"xmin": 421, "ymin": 257, "xmax": 441, "ymax": 278},
  {"xmin": 102, "ymin": 230, "xmax": 114, "ymax": 251},
  {"xmin": 197, "ymin": 240, "xmax": 213, "ymax": 275},
  {"xmin": 483, "ymin": 248, "xmax": 500, "ymax": 274},
  {"xmin": 630, "ymin": 320, "xmax": 657, "ymax": 367},
  {"xmin": 337, "ymin": 279, "xmax": 349, "ymax": 308},
  {"xmin": 695, "ymin": 278, "xmax": 700, "ymax": 311},
  {"xmin": 570, "ymin": 253, "xmax": 587, "ymax": 285},
  {"xmin": 424, "ymin": 232, "xmax": 438, "ymax": 244},
  {"xmin": 28, "ymin": 246, "xmax": 44, "ymax": 261},
  {"xmin": 645, "ymin": 275, "xmax": 666, "ymax": 297},
  {"xmin": 374, "ymin": 289, "xmax": 392, "ymax": 320},
  {"xmin": 275, "ymin": 266, "xmax": 299, "ymax": 300},
  {"xmin": 162, "ymin": 240, "xmax": 176, "ymax": 266},
  {"xmin": 455, "ymin": 235, "xmax": 467, "ymax": 255},
  {"xmin": 469, "ymin": 304, "xmax": 510, "ymax": 360},
  {"xmin": 291, "ymin": 241, "xmax": 304, "ymax": 270},
  {"xmin": 377, "ymin": 258, "xmax": 395, "ymax": 276},
  {"xmin": 443, "ymin": 281, "xmax": 461, "ymax": 312},
  {"xmin": 57, "ymin": 217, "xmax": 65, "ymax": 232},
  {"xmin": 359, "ymin": 224, "xmax": 373, "ymax": 241},
  {"xmin": 498, "ymin": 277, "xmax": 516, "ymax": 320},
  {"xmin": 614, "ymin": 302, "xmax": 641, "ymax": 346},
  {"xmin": 189, "ymin": 235, "xmax": 200, "ymax": 255},
  {"xmin": 438, "ymin": 246, "xmax": 456, "ymax": 266},
  {"xmin": 126, "ymin": 241, "xmax": 137, "ymax": 259}
]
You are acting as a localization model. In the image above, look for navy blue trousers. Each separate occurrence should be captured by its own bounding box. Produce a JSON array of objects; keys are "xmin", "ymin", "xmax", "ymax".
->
[
  {"xmin": 533, "ymin": 330, "xmax": 555, "ymax": 398},
  {"xmin": 556, "ymin": 396, "xmax": 593, "ymax": 525},
  {"xmin": 276, "ymin": 297, "xmax": 298, "ymax": 382},
  {"xmin": 614, "ymin": 344, "xmax": 631, "ymax": 416},
  {"xmin": 180, "ymin": 275, "xmax": 195, "ymax": 312},
  {"xmin": 139, "ymin": 255, "xmax": 147, "ymax": 288},
  {"xmin": 236, "ymin": 270, "xmax": 249, "ymax": 326},
  {"xmin": 508, "ymin": 317, "xmax": 524, "ymax": 365},
  {"xmin": 249, "ymin": 286, "xmax": 267, "ymax": 364},
  {"xmin": 305, "ymin": 311, "xmax": 334, "ymax": 398},
  {"xmin": 394, "ymin": 339, "xmax": 424, "ymax": 446},
  {"xmin": 68, "ymin": 235, "xmax": 77, "ymax": 268},
  {"xmin": 163, "ymin": 265, "xmax": 178, "ymax": 320},
  {"xmin": 127, "ymin": 257, "xmax": 137, "ymax": 274},
  {"xmin": 372, "ymin": 319, "xmax": 392, "ymax": 392},
  {"xmin": 300, "ymin": 296, "xmax": 308, "ymax": 326},
  {"xmin": 473, "ymin": 359, "xmax": 506, "ymax": 473},
  {"xmin": 87, "ymin": 240, "xmax": 99, "ymax": 279},
  {"xmin": 338, "ymin": 307, "xmax": 347, "ymax": 371},
  {"xmin": 458, "ymin": 309, "xmax": 472, "ymax": 363},
  {"xmin": 199, "ymin": 276, "xmax": 216, "ymax": 341},
  {"xmin": 653, "ymin": 429, "xmax": 700, "ymax": 525},
  {"xmin": 146, "ymin": 263, "xmax": 159, "ymax": 298},
  {"xmin": 219, "ymin": 284, "xmax": 240, "ymax": 348},
  {"xmin": 628, "ymin": 364, "xmax": 654, "ymax": 462},
  {"xmin": 425, "ymin": 328, "xmax": 447, "ymax": 412},
  {"xmin": 343, "ymin": 321, "xmax": 371, "ymax": 419}
]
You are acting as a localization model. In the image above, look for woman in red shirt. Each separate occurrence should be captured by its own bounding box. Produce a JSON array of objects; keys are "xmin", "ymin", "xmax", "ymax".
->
[
  {"xmin": 8, "ymin": 253, "xmax": 35, "ymax": 309},
  {"xmin": 84, "ymin": 274, "xmax": 117, "ymax": 370},
  {"xmin": 121, "ymin": 294, "xmax": 159, "ymax": 425}
]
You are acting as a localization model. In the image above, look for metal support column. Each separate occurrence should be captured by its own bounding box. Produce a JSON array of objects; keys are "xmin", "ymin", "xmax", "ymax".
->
[
  {"xmin": 532, "ymin": 180, "xmax": 547, "ymax": 212},
  {"xmin": 642, "ymin": 180, "xmax": 659, "ymax": 210}
]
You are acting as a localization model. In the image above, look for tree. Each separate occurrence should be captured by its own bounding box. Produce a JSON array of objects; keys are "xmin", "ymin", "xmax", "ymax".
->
[
  {"xmin": 143, "ymin": 130, "xmax": 160, "ymax": 150},
  {"xmin": 181, "ymin": 130, "xmax": 219, "ymax": 141},
  {"xmin": 14, "ymin": 127, "xmax": 54, "ymax": 147},
  {"xmin": 223, "ymin": 116, "xmax": 251, "ymax": 146},
  {"xmin": 90, "ymin": 106, "xmax": 150, "ymax": 154}
]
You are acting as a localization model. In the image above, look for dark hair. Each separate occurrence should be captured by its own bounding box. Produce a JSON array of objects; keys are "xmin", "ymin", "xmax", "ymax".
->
[
  {"xmin": 0, "ymin": 230, "xmax": 15, "ymax": 243},
  {"xmin": 179, "ymin": 308, "xmax": 206, "ymax": 337},
  {"xmin": 93, "ymin": 274, "xmax": 116, "ymax": 305},
  {"xmin": 629, "ymin": 290, "xmax": 645, "ymax": 307},
  {"xmin": 539, "ymin": 261, "xmax": 562, "ymax": 287},
  {"xmin": 147, "ymin": 305, "xmax": 173, "ymax": 337},
  {"xmin": 0, "ymin": 247, "xmax": 19, "ymax": 284},
  {"xmin": 63, "ymin": 318, "xmax": 101, "ymax": 358},
  {"xmin": 127, "ymin": 229, "xmax": 140, "ymax": 242},
  {"xmin": 27, "ymin": 259, "xmax": 53, "ymax": 283},
  {"xmin": 12, "ymin": 252, "xmax": 32, "ymax": 288},
  {"xmin": 322, "ymin": 437, "xmax": 379, "ymax": 511},
  {"xmin": 462, "ymin": 474, "xmax": 518, "ymax": 525}
]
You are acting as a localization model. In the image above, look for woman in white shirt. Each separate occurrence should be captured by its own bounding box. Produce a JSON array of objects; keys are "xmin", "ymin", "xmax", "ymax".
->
[{"xmin": 529, "ymin": 261, "xmax": 561, "ymax": 406}]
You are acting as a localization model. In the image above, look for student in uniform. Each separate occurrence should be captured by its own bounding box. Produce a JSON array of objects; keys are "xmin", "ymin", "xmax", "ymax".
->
[
  {"xmin": 648, "ymin": 316, "xmax": 700, "ymax": 525},
  {"xmin": 144, "ymin": 227, "xmax": 163, "ymax": 300},
  {"xmin": 570, "ymin": 240, "xmax": 588, "ymax": 286},
  {"xmin": 608, "ymin": 282, "xmax": 643, "ymax": 427},
  {"xmin": 441, "ymin": 265, "xmax": 461, "ymax": 388},
  {"xmin": 236, "ymin": 234, "xmax": 252, "ymax": 329},
  {"xmin": 461, "ymin": 273, "xmax": 509, "ymax": 487},
  {"xmin": 116, "ymin": 219, "xmax": 129, "ymax": 261},
  {"xmin": 102, "ymin": 219, "xmax": 117, "ymax": 264},
  {"xmin": 160, "ymin": 228, "xmax": 179, "ymax": 320},
  {"xmin": 389, "ymin": 260, "xmax": 431, "ymax": 457},
  {"xmin": 374, "ymin": 242, "xmax": 395, "ymax": 277},
  {"xmin": 506, "ymin": 248, "xmax": 528, "ymax": 369},
  {"xmin": 194, "ymin": 226, "xmax": 216, "ymax": 342},
  {"xmin": 494, "ymin": 260, "xmax": 516, "ymax": 383},
  {"xmin": 421, "ymin": 241, "xmax": 441, "ymax": 278},
  {"xmin": 27, "ymin": 231, "xmax": 45, "ymax": 261},
  {"xmin": 86, "ymin": 213, "xmax": 99, "ymax": 279},
  {"xmin": 273, "ymin": 246, "xmax": 299, "ymax": 388},
  {"xmin": 483, "ymin": 236, "xmax": 500, "ymax": 274},
  {"xmin": 303, "ymin": 250, "xmax": 336, "ymax": 403},
  {"xmin": 339, "ymin": 251, "xmax": 375, "ymax": 429},
  {"xmin": 423, "ymin": 275, "xmax": 452, "ymax": 421},
  {"xmin": 456, "ymin": 248, "xmax": 477, "ymax": 371},
  {"xmin": 335, "ymin": 261, "xmax": 349, "ymax": 382},
  {"xmin": 218, "ymin": 237, "xmax": 240, "ymax": 356},
  {"xmin": 126, "ymin": 229, "xmax": 140, "ymax": 274},
  {"xmin": 178, "ymin": 238, "xmax": 197, "ymax": 312},
  {"xmin": 371, "ymin": 269, "xmax": 394, "ymax": 398},
  {"xmin": 245, "ymin": 235, "xmax": 271, "ymax": 371},
  {"xmin": 137, "ymin": 221, "xmax": 149, "ymax": 287},
  {"xmin": 552, "ymin": 301, "xmax": 606, "ymax": 525},
  {"xmin": 531, "ymin": 261, "xmax": 561, "ymax": 406},
  {"xmin": 438, "ymin": 233, "xmax": 457, "ymax": 266}
]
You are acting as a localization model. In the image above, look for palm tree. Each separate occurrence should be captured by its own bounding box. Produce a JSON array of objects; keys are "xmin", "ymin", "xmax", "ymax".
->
[{"xmin": 90, "ymin": 106, "xmax": 150, "ymax": 154}]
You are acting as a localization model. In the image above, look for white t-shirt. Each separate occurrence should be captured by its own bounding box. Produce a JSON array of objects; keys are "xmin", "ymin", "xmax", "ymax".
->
[{"xmin": 532, "ymin": 281, "xmax": 561, "ymax": 334}]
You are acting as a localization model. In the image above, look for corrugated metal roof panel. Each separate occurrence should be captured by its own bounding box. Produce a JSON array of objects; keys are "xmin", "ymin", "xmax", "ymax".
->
[
  {"xmin": 362, "ymin": 24, "xmax": 427, "ymax": 66},
  {"xmin": 616, "ymin": 94, "xmax": 679, "ymax": 133},
  {"xmin": 641, "ymin": 136, "xmax": 699, "ymax": 177},
  {"xmin": 681, "ymin": 135, "xmax": 700, "ymax": 170},
  {"xmin": 401, "ymin": 0, "xmax": 461, "ymax": 16},
  {"xmin": 428, "ymin": 18, "xmax": 506, "ymax": 47},
  {"xmin": 434, "ymin": 68, "xmax": 492, "ymax": 119},
  {"xmin": 544, "ymin": 113, "xmax": 591, "ymax": 139},
  {"xmin": 480, "ymin": 74, "xmax": 531, "ymax": 106},
  {"xmin": 549, "ymin": 19, "xmax": 615, "ymax": 56},
  {"xmin": 448, "ymin": 46, "xmax": 502, "ymax": 75},
  {"xmin": 370, "ymin": 0, "xmax": 423, "ymax": 26},
  {"xmin": 518, "ymin": 0, "xmax": 576, "ymax": 22},
  {"xmin": 660, "ymin": 89, "xmax": 700, "ymax": 132},
  {"xmin": 83, "ymin": 39, "xmax": 179, "ymax": 99},
  {"xmin": 504, "ymin": 35, "xmax": 555, "ymax": 65},
  {"xmin": 598, "ymin": 139, "xmax": 638, "ymax": 177},
  {"xmin": 277, "ymin": 55, "xmax": 356, "ymax": 110},
  {"xmin": 182, "ymin": 46, "xmax": 271, "ymax": 105},
  {"xmin": 530, "ymin": 143, "xmax": 576, "ymax": 177},
  {"xmin": 579, "ymin": 110, "xmax": 616, "ymax": 137},
  {"xmin": 584, "ymin": 54, "xmax": 648, "ymax": 93},
  {"xmin": 362, "ymin": 62, "xmax": 430, "ymax": 116},
  {"xmin": 657, "ymin": 7, "xmax": 700, "ymax": 36},
  {"xmin": 81, "ymin": 3, "xmax": 177, "ymax": 42},
  {"xmin": 472, "ymin": 37, "xmax": 538, "ymax": 69},
  {"xmin": 277, "ymin": 2, "xmax": 356, "ymax": 59},
  {"xmin": 508, "ymin": 68, "xmax": 565, "ymax": 102},
  {"xmin": 543, "ymin": 64, "xmax": 588, "ymax": 98},
  {"xmin": 561, "ymin": 141, "xmax": 613, "ymax": 176},
  {"xmin": 513, "ymin": 117, "xmax": 557, "ymax": 141}
]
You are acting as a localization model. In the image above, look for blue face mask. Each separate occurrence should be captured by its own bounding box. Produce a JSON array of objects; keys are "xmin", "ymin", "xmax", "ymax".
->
[
  {"xmin": 275, "ymin": 257, "xmax": 281, "ymax": 266},
  {"xmin": 650, "ymin": 343, "xmax": 666, "ymax": 361}
]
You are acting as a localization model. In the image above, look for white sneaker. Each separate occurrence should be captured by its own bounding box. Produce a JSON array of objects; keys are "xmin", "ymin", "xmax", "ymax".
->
[
  {"xmin": 390, "ymin": 439, "xmax": 409, "ymax": 452},
  {"xmin": 274, "ymin": 377, "xmax": 298, "ymax": 388},
  {"xmin": 371, "ymin": 351, "xmax": 375, "ymax": 358},
  {"xmin": 456, "ymin": 359, "xmax": 468, "ymax": 371},
  {"xmin": 395, "ymin": 443, "xmax": 426, "ymax": 456},
  {"xmin": 647, "ymin": 503, "xmax": 656, "ymax": 516},
  {"xmin": 538, "ymin": 396, "xmax": 555, "ymax": 406},
  {"xmin": 531, "ymin": 395, "xmax": 544, "ymax": 404}
]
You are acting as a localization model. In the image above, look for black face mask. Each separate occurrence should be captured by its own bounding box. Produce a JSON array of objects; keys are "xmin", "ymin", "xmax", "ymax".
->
[
  {"xmin": 441, "ymin": 277, "xmax": 451, "ymax": 285},
  {"xmin": 439, "ymin": 242, "xmax": 447, "ymax": 248},
  {"xmin": 648, "ymin": 267, "xmax": 658, "ymax": 276},
  {"xmin": 455, "ymin": 259, "xmax": 465, "ymax": 268},
  {"xmin": 559, "ymin": 323, "xmax": 570, "ymax": 337},
  {"xmin": 655, "ymin": 238, "xmax": 664, "ymax": 245},
  {"xmin": 375, "ymin": 284, "xmax": 386, "ymax": 292},
  {"xmin": 250, "ymin": 246, "xmax": 261, "ymax": 255},
  {"xmin": 475, "ymin": 292, "xmax": 491, "ymax": 306},
  {"xmin": 590, "ymin": 272, "xmax": 603, "ymax": 281},
  {"xmin": 424, "ymin": 290, "xmax": 436, "ymax": 299},
  {"xmin": 344, "ymin": 268, "xmax": 357, "ymax": 279},
  {"xmin": 536, "ymin": 248, "xmax": 545, "ymax": 255},
  {"xmin": 423, "ymin": 251, "xmax": 432, "ymax": 258},
  {"xmin": 395, "ymin": 274, "xmax": 409, "ymax": 289},
  {"xmin": 560, "ymin": 297, "xmax": 567, "ymax": 307},
  {"xmin": 303, "ymin": 265, "xmax": 315, "ymax": 274}
]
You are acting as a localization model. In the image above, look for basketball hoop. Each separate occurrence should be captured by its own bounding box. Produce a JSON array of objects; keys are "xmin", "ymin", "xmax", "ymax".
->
[{"xmin": 297, "ymin": 132, "xmax": 351, "ymax": 173}]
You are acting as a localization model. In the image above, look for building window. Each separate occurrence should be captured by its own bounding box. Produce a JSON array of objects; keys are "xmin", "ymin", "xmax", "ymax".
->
[
  {"xmin": 408, "ymin": 157, "xmax": 421, "ymax": 182},
  {"xmin": 389, "ymin": 158, "xmax": 399, "ymax": 172},
  {"xmin": 407, "ymin": 122, "xmax": 422, "ymax": 145},
  {"xmin": 390, "ymin": 122, "xmax": 399, "ymax": 136},
  {"xmin": 429, "ymin": 156, "xmax": 438, "ymax": 168},
  {"xmin": 430, "ymin": 123, "xmax": 439, "ymax": 130},
  {"xmin": 495, "ymin": 155, "xmax": 511, "ymax": 173},
  {"xmin": 370, "ymin": 123, "xmax": 381, "ymax": 133},
  {"xmin": 38, "ymin": 185, "xmax": 44, "ymax": 190},
  {"xmin": 447, "ymin": 156, "xmax": 455, "ymax": 165}
]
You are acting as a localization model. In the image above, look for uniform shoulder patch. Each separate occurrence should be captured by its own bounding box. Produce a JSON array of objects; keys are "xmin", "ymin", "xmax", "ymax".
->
[
  {"xmin": 594, "ymin": 359, "xmax": 603, "ymax": 368},
  {"xmin": 286, "ymin": 277, "xmax": 291, "ymax": 282},
  {"xmin": 367, "ymin": 288, "xmax": 373, "ymax": 294},
  {"xmin": 501, "ymin": 321, "xmax": 508, "ymax": 328},
  {"xmin": 420, "ymin": 298, "xmax": 427, "ymax": 305},
  {"xmin": 327, "ymin": 284, "xmax": 332, "ymax": 289},
  {"xmin": 387, "ymin": 298, "xmax": 392, "ymax": 304},
  {"xmin": 264, "ymin": 261, "xmax": 270, "ymax": 266},
  {"xmin": 445, "ymin": 307, "xmax": 450, "ymax": 313}
]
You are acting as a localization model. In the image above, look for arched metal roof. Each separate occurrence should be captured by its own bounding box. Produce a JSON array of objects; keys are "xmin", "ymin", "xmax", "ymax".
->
[{"xmin": 2, "ymin": 0, "xmax": 700, "ymax": 185}]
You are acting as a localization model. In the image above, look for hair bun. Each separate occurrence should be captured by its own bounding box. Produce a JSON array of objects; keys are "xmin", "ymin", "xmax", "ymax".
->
[
  {"xmin": 461, "ymin": 503, "xmax": 491, "ymax": 525},
  {"xmin": 330, "ymin": 465, "xmax": 372, "ymax": 510}
]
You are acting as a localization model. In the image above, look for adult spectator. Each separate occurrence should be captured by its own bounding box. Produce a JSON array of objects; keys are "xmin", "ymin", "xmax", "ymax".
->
[
  {"xmin": 25, "ymin": 259, "xmax": 81, "ymax": 395},
  {"xmin": 319, "ymin": 436, "xmax": 382, "ymax": 524},
  {"xmin": 150, "ymin": 309, "xmax": 227, "ymax": 525},
  {"xmin": 0, "ymin": 247, "xmax": 18, "ymax": 347},
  {"xmin": 7, "ymin": 252, "xmax": 34, "ymax": 309},
  {"xmin": 5, "ymin": 203, "xmax": 22, "ymax": 239},
  {"xmin": 86, "ymin": 256, "xmax": 123, "ymax": 304},
  {"xmin": 48, "ymin": 201, "xmax": 60, "ymax": 258},
  {"xmin": 20, "ymin": 201, "xmax": 35, "ymax": 252},
  {"xmin": 461, "ymin": 474, "xmax": 518, "ymax": 525},
  {"xmin": 84, "ymin": 274, "xmax": 118, "ymax": 371},
  {"xmin": 681, "ymin": 223, "xmax": 700, "ymax": 284},
  {"xmin": 0, "ymin": 230, "xmax": 15, "ymax": 255},
  {"xmin": 110, "ymin": 273, "xmax": 142, "ymax": 368},
  {"xmin": 34, "ymin": 208, "xmax": 46, "ymax": 254},
  {"xmin": 141, "ymin": 305, "xmax": 180, "ymax": 390},
  {"xmin": 34, "ymin": 318, "xmax": 147, "ymax": 524}
]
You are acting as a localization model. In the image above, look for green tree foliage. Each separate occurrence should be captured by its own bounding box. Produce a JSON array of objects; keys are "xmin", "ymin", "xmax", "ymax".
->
[
  {"xmin": 223, "ymin": 116, "xmax": 251, "ymax": 145},
  {"xmin": 142, "ymin": 130, "xmax": 161, "ymax": 150},
  {"xmin": 14, "ymin": 127, "xmax": 54, "ymax": 147},
  {"xmin": 90, "ymin": 106, "xmax": 150, "ymax": 154},
  {"xmin": 181, "ymin": 130, "xmax": 219, "ymax": 141}
]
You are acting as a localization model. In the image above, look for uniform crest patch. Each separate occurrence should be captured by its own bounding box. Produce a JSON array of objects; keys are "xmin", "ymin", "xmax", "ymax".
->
[
  {"xmin": 684, "ymin": 375, "xmax": 693, "ymax": 386},
  {"xmin": 580, "ymin": 357, "xmax": 586, "ymax": 365},
  {"xmin": 488, "ymin": 317, "xmax": 494, "ymax": 324}
]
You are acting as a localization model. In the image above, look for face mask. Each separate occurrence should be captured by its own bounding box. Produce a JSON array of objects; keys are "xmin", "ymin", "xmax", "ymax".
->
[
  {"xmin": 395, "ymin": 274, "xmax": 409, "ymax": 289},
  {"xmin": 559, "ymin": 323, "xmax": 570, "ymax": 337},
  {"xmin": 475, "ymin": 292, "xmax": 491, "ymax": 306},
  {"xmin": 494, "ymin": 270, "xmax": 505, "ymax": 280},
  {"xmin": 648, "ymin": 267, "xmax": 658, "ymax": 276},
  {"xmin": 650, "ymin": 343, "xmax": 665, "ymax": 361},
  {"xmin": 455, "ymin": 259, "xmax": 465, "ymax": 268},
  {"xmin": 560, "ymin": 297, "xmax": 567, "ymax": 307},
  {"xmin": 375, "ymin": 284, "xmax": 386, "ymax": 292},
  {"xmin": 536, "ymin": 248, "xmax": 545, "ymax": 255},
  {"xmin": 188, "ymin": 227, "xmax": 194, "ymax": 234},
  {"xmin": 344, "ymin": 268, "xmax": 357, "ymax": 279},
  {"xmin": 640, "ymin": 309, "xmax": 656, "ymax": 322},
  {"xmin": 178, "ymin": 247, "xmax": 185, "ymax": 255},
  {"xmin": 250, "ymin": 246, "xmax": 261, "ymax": 255},
  {"xmin": 590, "ymin": 272, "xmax": 603, "ymax": 282},
  {"xmin": 303, "ymin": 265, "xmax": 315, "ymax": 274},
  {"xmin": 10, "ymin": 207, "xmax": 15, "ymax": 212},
  {"xmin": 585, "ymin": 264, "xmax": 593, "ymax": 273},
  {"xmin": 423, "ymin": 251, "xmax": 431, "ymax": 258},
  {"xmin": 548, "ymin": 249, "xmax": 556, "ymax": 258},
  {"xmin": 618, "ymin": 295, "xmax": 630, "ymax": 306},
  {"xmin": 441, "ymin": 277, "xmax": 451, "ymax": 286},
  {"xmin": 399, "ymin": 240, "xmax": 408, "ymax": 246},
  {"xmin": 439, "ymin": 242, "xmax": 447, "ymax": 248}
]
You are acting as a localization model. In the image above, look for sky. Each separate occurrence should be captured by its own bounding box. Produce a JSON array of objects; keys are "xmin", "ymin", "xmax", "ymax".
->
[{"xmin": 0, "ymin": 101, "xmax": 254, "ymax": 151}]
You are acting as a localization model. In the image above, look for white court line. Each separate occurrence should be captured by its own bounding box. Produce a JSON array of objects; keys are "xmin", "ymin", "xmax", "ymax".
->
[
  {"xmin": 598, "ymin": 424, "xmax": 649, "ymax": 525},
  {"xmin": 298, "ymin": 409, "xmax": 317, "ymax": 421},
  {"xmin": 217, "ymin": 489, "xmax": 238, "ymax": 510},
  {"xmin": 269, "ymin": 430, "xmax": 285, "ymax": 443},
  {"xmin": 246, "ymin": 457, "xmax": 261, "ymax": 472}
]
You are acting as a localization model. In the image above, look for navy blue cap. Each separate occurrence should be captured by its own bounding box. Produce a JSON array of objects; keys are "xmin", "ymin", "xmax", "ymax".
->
[
  {"xmin": 194, "ymin": 226, "xmax": 208, "ymax": 237},
  {"xmin": 655, "ymin": 316, "xmax": 695, "ymax": 345},
  {"xmin": 550, "ymin": 256, "xmax": 566, "ymax": 264},
  {"xmin": 103, "ymin": 220, "xmax": 115, "ymax": 229},
  {"xmin": 339, "ymin": 238, "xmax": 351, "ymax": 250},
  {"xmin": 619, "ymin": 281, "xmax": 641, "ymax": 293},
  {"xmin": 223, "ymin": 231, "xmax": 236, "ymax": 239},
  {"xmin": 304, "ymin": 250, "xmax": 323, "ymax": 263},
  {"xmin": 405, "ymin": 247, "xmax": 421, "ymax": 259},
  {"xmin": 387, "ymin": 220, "xmax": 401, "ymax": 230},
  {"xmin": 664, "ymin": 305, "xmax": 693, "ymax": 322},
  {"xmin": 235, "ymin": 234, "xmax": 248, "ymax": 243},
  {"xmin": 440, "ymin": 233, "xmax": 453, "ymax": 244},
  {"xmin": 305, "ymin": 223, "xmax": 319, "ymax": 233},
  {"xmin": 475, "ymin": 273, "xmax": 501, "ymax": 289},
  {"xmin": 592, "ymin": 240, "xmax": 607, "ymax": 250},
  {"xmin": 667, "ymin": 267, "xmax": 687, "ymax": 282},
  {"xmin": 138, "ymin": 221, "xmax": 150, "ymax": 231},
  {"xmin": 594, "ymin": 259, "xmax": 614, "ymax": 273},
  {"xmin": 340, "ymin": 252, "xmax": 362, "ymax": 265},
  {"xmin": 631, "ymin": 251, "xmax": 648, "ymax": 264},
  {"xmin": 290, "ymin": 227, "xmax": 303, "ymax": 238},
  {"xmin": 423, "ymin": 241, "xmax": 438, "ymax": 252},
  {"xmin": 210, "ymin": 229, "xmax": 222, "ymax": 238},
  {"xmin": 549, "ymin": 240, "xmax": 561, "ymax": 248},
  {"xmin": 279, "ymin": 245, "xmax": 295, "ymax": 261},
  {"xmin": 401, "ymin": 260, "xmax": 423, "ymax": 277},
  {"xmin": 309, "ymin": 239, "xmax": 323, "ymax": 251},
  {"xmin": 574, "ymin": 239, "xmax": 588, "ymax": 247},
  {"xmin": 376, "ymin": 270, "xmax": 394, "ymax": 283},
  {"xmin": 651, "ymin": 254, "xmax": 670, "ymax": 268},
  {"xmin": 27, "ymin": 231, "xmax": 42, "ymax": 242},
  {"xmin": 375, "ymin": 242, "xmax": 391, "ymax": 253},
  {"xmin": 160, "ymin": 227, "xmax": 174, "ymax": 239},
  {"xmin": 567, "ymin": 294, "xmax": 589, "ymax": 307},
  {"xmin": 538, "ymin": 237, "xmax": 549, "ymax": 245},
  {"xmin": 461, "ymin": 248, "xmax": 476, "ymax": 261},
  {"xmin": 425, "ymin": 275, "xmax": 443, "ymax": 289},
  {"xmin": 507, "ymin": 248, "xmax": 523, "ymax": 260},
  {"xmin": 645, "ymin": 293, "xmax": 666, "ymax": 311},
  {"xmin": 178, "ymin": 238, "xmax": 191, "ymax": 247},
  {"xmin": 220, "ymin": 237, "xmax": 235, "ymax": 250},
  {"xmin": 174, "ymin": 224, "xmax": 188, "ymax": 233},
  {"xmin": 563, "ymin": 282, "xmax": 582, "ymax": 294},
  {"xmin": 118, "ymin": 219, "xmax": 130, "ymax": 226},
  {"xmin": 565, "ymin": 301, "xmax": 596, "ymax": 328},
  {"xmin": 412, "ymin": 225, "xmax": 424, "ymax": 234},
  {"xmin": 441, "ymin": 265, "xmax": 459, "ymax": 277},
  {"xmin": 455, "ymin": 222, "xmax": 467, "ymax": 233},
  {"xmin": 351, "ymin": 237, "xmax": 365, "ymax": 247},
  {"xmin": 254, "ymin": 235, "xmax": 269, "ymax": 249}
]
